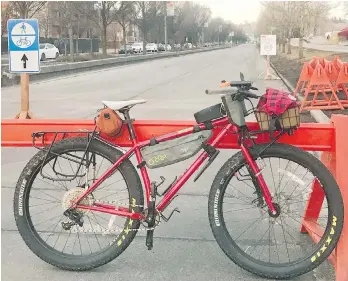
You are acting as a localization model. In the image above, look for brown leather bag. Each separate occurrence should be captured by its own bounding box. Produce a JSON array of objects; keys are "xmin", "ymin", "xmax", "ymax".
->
[{"xmin": 95, "ymin": 108, "xmax": 123, "ymax": 137}]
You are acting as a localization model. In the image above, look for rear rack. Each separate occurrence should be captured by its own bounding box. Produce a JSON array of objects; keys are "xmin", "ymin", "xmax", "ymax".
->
[{"xmin": 31, "ymin": 128, "xmax": 100, "ymax": 182}]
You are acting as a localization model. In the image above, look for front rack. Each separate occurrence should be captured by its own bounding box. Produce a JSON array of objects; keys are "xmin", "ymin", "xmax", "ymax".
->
[{"xmin": 31, "ymin": 128, "xmax": 100, "ymax": 182}]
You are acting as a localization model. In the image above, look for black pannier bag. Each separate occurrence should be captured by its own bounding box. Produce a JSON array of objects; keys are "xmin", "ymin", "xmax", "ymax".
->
[{"xmin": 141, "ymin": 130, "xmax": 213, "ymax": 169}]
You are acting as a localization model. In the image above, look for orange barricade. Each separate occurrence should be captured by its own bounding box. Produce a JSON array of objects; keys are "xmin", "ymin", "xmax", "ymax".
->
[
  {"xmin": 1, "ymin": 116, "xmax": 347, "ymax": 280},
  {"xmin": 294, "ymin": 62, "xmax": 315, "ymax": 96},
  {"xmin": 294, "ymin": 56, "xmax": 348, "ymax": 112},
  {"xmin": 335, "ymin": 59, "xmax": 348, "ymax": 98},
  {"xmin": 301, "ymin": 115, "xmax": 348, "ymax": 281}
]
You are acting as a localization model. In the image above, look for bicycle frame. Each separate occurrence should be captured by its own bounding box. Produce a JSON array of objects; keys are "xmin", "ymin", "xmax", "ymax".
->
[{"xmin": 72, "ymin": 115, "xmax": 276, "ymax": 220}]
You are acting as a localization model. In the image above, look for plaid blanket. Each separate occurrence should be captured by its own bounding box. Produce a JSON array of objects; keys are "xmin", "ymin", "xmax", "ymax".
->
[{"xmin": 257, "ymin": 88, "xmax": 298, "ymax": 116}]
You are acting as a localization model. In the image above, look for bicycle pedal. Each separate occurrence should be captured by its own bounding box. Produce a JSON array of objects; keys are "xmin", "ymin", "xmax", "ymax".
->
[{"xmin": 146, "ymin": 229, "xmax": 154, "ymax": 250}]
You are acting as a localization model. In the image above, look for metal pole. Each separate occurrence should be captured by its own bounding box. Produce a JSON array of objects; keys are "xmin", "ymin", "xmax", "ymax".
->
[{"xmin": 164, "ymin": 15, "xmax": 167, "ymax": 51}]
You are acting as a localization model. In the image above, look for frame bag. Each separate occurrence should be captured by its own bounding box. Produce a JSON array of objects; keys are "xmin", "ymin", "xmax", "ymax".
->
[{"xmin": 141, "ymin": 130, "xmax": 213, "ymax": 169}]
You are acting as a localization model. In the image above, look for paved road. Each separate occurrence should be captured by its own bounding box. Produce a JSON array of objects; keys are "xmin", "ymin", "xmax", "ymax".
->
[
  {"xmin": 1, "ymin": 44, "xmax": 333, "ymax": 281},
  {"xmin": 290, "ymin": 38, "xmax": 348, "ymax": 53}
]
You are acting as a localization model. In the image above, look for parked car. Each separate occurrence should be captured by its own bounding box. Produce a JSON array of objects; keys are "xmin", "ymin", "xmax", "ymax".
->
[
  {"xmin": 158, "ymin": 43, "xmax": 165, "ymax": 51},
  {"xmin": 183, "ymin": 42, "xmax": 193, "ymax": 49},
  {"xmin": 39, "ymin": 43, "xmax": 60, "ymax": 61},
  {"xmin": 146, "ymin": 43, "xmax": 158, "ymax": 52},
  {"xmin": 118, "ymin": 45, "xmax": 134, "ymax": 54},
  {"xmin": 131, "ymin": 42, "xmax": 143, "ymax": 53},
  {"xmin": 158, "ymin": 43, "xmax": 172, "ymax": 51},
  {"xmin": 174, "ymin": 43, "xmax": 182, "ymax": 50},
  {"xmin": 165, "ymin": 44, "xmax": 172, "ymax": 51}
]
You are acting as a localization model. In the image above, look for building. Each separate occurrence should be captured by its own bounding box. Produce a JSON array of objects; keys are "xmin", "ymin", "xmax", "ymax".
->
[{"xmin": 106, "ymin": 21, "xmax": 140, "ymax": 50}]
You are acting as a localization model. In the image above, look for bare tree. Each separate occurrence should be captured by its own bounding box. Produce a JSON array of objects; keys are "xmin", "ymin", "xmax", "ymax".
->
[
  {"xmin": 10, "ymin": 1, "xmax": 46, "ymax": 18},
  {"xmin": 1, "ymin": 3, "xmax": 15, "ymax": 36},
  {"xmin": 258, "ymin": 1, "xmax": 326, "ymax": 57},
  {"xmin": 39, "ymin": 3, "xmax": 50, "ymax": 38},
  {"xmin": 134, "ymin": 1, "xmax": 161, "ymax": 54},
  {"xmin": 344, "ymin": 2, "xmax": 348, "ymax": 16},
  {"xmin": 73, "ymin": 1, "xmax": 98, "ymax": 55},
  {"xmin": 115, "ymin": 1, "xmax": 135, "ymax": 55},
  {"xmin": 52, "ymin": 2, "xmax": 79, "ymax": 61},
  {"xmin": 110, "ymin": 25, "xmax": 119, "ymax": 53},
  {"xmin": 92, "ymin": 1, "xmax": 118, "ymax": 56}
]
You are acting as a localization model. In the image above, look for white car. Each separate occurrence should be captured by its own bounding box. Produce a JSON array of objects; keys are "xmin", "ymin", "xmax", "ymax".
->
[
  {"xmin": 131, "ymin": 42, "xmax": 143, "ymax": 53},
  {"xmin": 146, "ymin": 43, "xmax": 158, "ymax": 52},
  {"xmin": 165, "ymin": 44, "xmax": 172, "ymax": 51},
  {"xmin": 39, "ymin": 43, "xmax": 59, "ymax": 61}
]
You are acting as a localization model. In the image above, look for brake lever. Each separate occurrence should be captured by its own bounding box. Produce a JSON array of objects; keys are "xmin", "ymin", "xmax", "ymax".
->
[{"xmin": 250, "ymin": 86, "xmax": 258, "ymax": 90}]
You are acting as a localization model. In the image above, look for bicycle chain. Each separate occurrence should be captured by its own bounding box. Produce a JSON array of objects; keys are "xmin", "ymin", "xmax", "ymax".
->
[{"xmin": 69, "ymin": 199, "xmax": 162, "ymax": 233}]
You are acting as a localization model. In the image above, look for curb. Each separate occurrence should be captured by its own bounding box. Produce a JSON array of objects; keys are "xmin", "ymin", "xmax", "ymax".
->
[
  {"xmin": 269, "ymin": 60, "xmax": 330, "ymax": 124},
  {"xmin": 1, "ymin": 46, "xmax": 231, "ymax": 87}
]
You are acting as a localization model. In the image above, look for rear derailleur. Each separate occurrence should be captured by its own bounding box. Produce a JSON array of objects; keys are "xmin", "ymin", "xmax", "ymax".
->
[
  {"xmin": 142, "ymin": 177, "xmax": 180, "ymax": 250},
  {"xmin": 61, "ymin": 209, "xmax": 84, "ymax": 230}
]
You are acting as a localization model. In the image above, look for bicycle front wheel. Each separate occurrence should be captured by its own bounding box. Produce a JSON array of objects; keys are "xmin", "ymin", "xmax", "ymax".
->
[{"xmin": 208, "ymin": 143, "xmax": 343, "ymax": 279}]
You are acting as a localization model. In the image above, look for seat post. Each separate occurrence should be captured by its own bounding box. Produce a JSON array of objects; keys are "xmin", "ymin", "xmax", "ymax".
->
[{"xmin": 121, "ymin": 107, "xmax": 137, "ymax": 140}]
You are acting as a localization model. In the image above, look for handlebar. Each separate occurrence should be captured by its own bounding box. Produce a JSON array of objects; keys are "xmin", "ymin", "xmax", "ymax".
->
[
  {"xmin": 205, "ymin": 88, "xmax": 237, "ymax": 95},
  {"xmin": 205, "ymin": 88, "xmax": 259, "ymax": 99}
]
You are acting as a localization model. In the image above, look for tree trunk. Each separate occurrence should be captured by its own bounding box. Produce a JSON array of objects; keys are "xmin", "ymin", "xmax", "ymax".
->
[
  {"xmin": 142, "ymin": 30, "xmax": 146, "ymax": 55},
  {"xmin": 19, "ymin": 4, "xmax": 27, "ymax": 18},
  {"xmin": 76, "ymin": 21, "xmax": 79, "ymax": 55},
  {"xmin": 287, "ymin": 38, "xmax": 291, "ymax": 54},
  {"xmin": 64, "ymin": 38, "xmax": 67, "ymax": 56},
  {"xmin": 313, "ymin": 15, "xmax": 318, "ymax": 36},
  {"xmin": 89, "ymin": 28, "xmax": 93, "ymax": 55},
  {"xmin": 122, "ymin": 25, "xmax": 127, "ymax": 56},
  {"xmin": 68, "ymin": 25, "xmax": 74, "ymax": 62},
  {"xmin": 299, "ymin": 37, "xmax": 303, "ymax": 59},
  {"xmin": 102, "ymin": 25, "xmax": 107, "ymax": 56},
  {"xmin": 287, "ymin": 29, "xmax": 292, "ymax": 55},
  {"xmin": 299, "ymin": 27, "xmax": 304, "ymax": 59}
]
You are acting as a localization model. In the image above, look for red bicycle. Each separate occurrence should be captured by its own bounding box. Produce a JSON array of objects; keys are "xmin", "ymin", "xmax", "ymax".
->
[{"xmin": 14, "ymin": 74, "xmax": 344, "ymax": 280}]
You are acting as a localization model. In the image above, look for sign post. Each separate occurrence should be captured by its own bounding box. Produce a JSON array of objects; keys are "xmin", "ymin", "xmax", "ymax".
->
[
  {"xmin": 7, "ymin": 18, "xmax": 40, "ymax": 119},
  {"xmin": 258, "ymin": 34, "xmax": 279, "ymax": 80}
]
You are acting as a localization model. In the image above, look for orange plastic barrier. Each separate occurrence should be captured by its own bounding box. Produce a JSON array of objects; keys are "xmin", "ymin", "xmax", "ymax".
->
[
  {"xmin": 294, "ymin": 62, "xmax": 315, "ymax": 95},
  {"xmin": 1, "ymin": 116, "xmax": 347, "ymax": 280},
  {"xmin": 335, "ymin": 59, "xmax": 348, "ymax": 98},
  {"xmin": 0, "ymin": 119, "xmax": 334, "ymax": 151},
  {"xmin": 294, "ymin": 56, "xmax": 348, "ymax": 112},
  {"xmin": 301, "ymin": 115, "xmax": 348, "ymax": 281}
]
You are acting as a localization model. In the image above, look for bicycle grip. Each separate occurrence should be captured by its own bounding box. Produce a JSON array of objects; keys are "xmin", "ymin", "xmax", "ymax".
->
[{"xmin": 205, "ymin": 88, "xmax": 236, "ymax": 95}]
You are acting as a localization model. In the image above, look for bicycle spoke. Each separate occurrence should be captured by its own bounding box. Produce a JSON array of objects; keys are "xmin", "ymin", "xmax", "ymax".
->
[{"xmin": 279, "ymin": 214, "xmax": 291, "ymax": 263}]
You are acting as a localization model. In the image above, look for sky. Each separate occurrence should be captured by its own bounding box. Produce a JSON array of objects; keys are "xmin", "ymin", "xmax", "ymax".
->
[
  {"xmin": 198, "ymin": 0, "xmax": 261, "ymax": 24},
  {"xmin": 197, "ymin": 0, "xmax": 347, "ymax": 24}
]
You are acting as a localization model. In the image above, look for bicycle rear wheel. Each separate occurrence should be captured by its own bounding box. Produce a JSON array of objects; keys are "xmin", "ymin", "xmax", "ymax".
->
[
  {"xmin": 13, "ymin": 137, "xmax": 144, "ymax": 271},
  {"xmin": 208, "ymin": 143, "xmax": 343, "ymax": 279}
]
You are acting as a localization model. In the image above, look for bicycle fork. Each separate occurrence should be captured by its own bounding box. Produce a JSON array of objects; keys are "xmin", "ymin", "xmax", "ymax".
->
[{"xmin": 240, "ymin": 144, "xmax": 277, "ymax": 215}]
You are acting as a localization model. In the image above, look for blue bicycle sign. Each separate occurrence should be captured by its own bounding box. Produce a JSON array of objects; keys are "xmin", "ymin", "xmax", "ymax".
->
[{"xmin": 7, "ymin": 18, "xmax": 40, "ymax": 73}]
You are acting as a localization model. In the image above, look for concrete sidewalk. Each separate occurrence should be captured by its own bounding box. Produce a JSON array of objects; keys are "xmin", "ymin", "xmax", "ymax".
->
[{"xmin": 291, "ymin": 37, "xmax": 348, "ymax": 53}]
